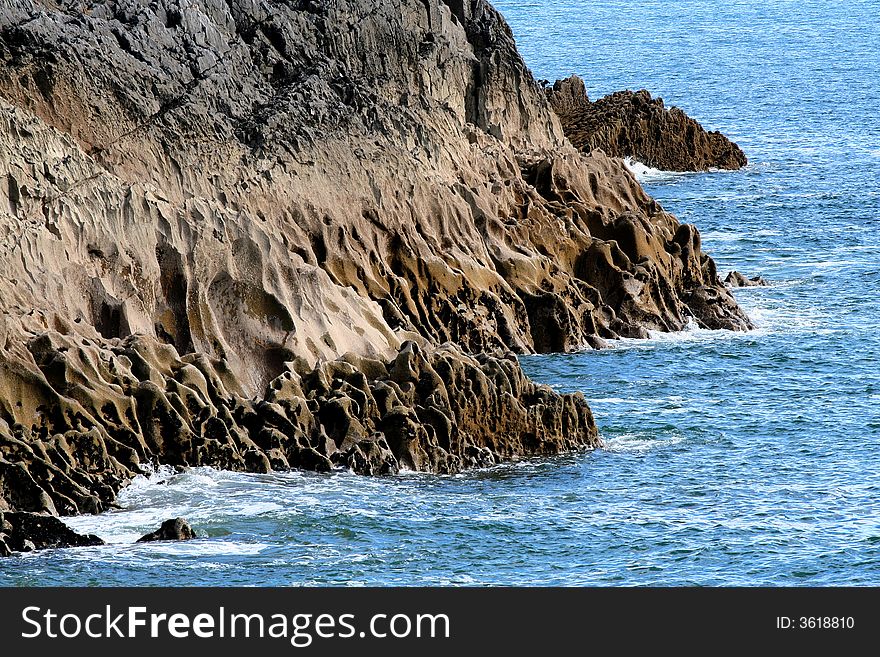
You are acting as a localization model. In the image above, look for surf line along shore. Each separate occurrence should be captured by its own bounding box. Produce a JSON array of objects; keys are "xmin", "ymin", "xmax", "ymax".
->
[{"xmin": 0, "ymin": 0, "xmax": 749, "ymax": 553}]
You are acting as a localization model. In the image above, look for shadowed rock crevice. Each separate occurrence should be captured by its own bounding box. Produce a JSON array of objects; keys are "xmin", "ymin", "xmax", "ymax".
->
[{"xmin": 155, "ymin": 240, "xmax": 194, "ymax": 354}]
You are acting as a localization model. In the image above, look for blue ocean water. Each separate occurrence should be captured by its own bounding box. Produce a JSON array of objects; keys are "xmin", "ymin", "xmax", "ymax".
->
[{"xmin": 3, "ymin": 0, "xmax": 879, "ymax": 585}]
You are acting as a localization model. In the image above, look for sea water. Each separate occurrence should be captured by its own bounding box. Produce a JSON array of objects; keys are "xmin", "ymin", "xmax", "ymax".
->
[{"xmin": 2, "ymin": 0, "xmax": 879, "ymax": 586}]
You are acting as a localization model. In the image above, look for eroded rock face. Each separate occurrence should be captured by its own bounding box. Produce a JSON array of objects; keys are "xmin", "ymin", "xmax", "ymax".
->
[
  {"xmin": 0, "ymin": 2, "xmax": 748, "ymax": 381},
  {"xmin": 0, "ymin": 331, "xmax": 600, "ymax": 518},
  {"xmin": 547, "ymin": 75, "xmax": 748, "ymax": 172},
  {"xmin": 0, "ymin": 511, "xmax": 104, "ymax": 554},
  {"xmin": 0, "ymin": 0, "xmax": 752, "ymax": 544}
]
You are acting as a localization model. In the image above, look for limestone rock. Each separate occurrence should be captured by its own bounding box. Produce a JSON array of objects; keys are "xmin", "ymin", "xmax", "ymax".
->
[
  {"xmin": 0, "ymin": 0, "xmax": 754, "ymax": 537},
  {"xmin": 0, "ymin": 2, "xmax": 749, "ymax": 387},
  {"xmin": 0, "ymin": 335, "xmax": 602, "ymax": 519},
  {"xmin": 547, "ymin": 75, "xmax": 747, "ymax": 171}
]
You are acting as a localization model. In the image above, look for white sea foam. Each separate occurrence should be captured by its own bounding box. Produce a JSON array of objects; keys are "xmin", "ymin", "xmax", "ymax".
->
[
  {"xmin": 602, "ymin": 432, "xmax": 686, "ymax": 454},
  {"xmin": 62, "ymin": 466, "xmax": 287, "ymax": 543},
  {"xmin": 622, "ymin": 157, "xmax": 744, "ymax": 184},
  {"xmin": 609, "ymin": 317, "xmax": 751, "ymax": 349},
  {"xmin": 740, "ymin": 294, "xmax": 838, "ymax": 335},
  {"xmin": 64, "ymin": 509, "xmax": 188, "ymax": 544},
  {"xmin": 138, "ymin": 541, "xmax": 271, "ymax": 557},
  {"xmin": 702, "ymin": 229, "xmax": 781, "ymax": 243},
  {"xmin": 622, "ymin": 158, "xmax": 686, "ymax": 184},
  {"xmin": 600, "ymin": 288, "xmax": 833, "ymax": 352}
]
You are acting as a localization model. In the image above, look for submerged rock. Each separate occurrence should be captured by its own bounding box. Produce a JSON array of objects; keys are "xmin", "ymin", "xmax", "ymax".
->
[
  {"xmin": 138, "ymin": 518, "xmax": 196, "ymax": 543},
  {"xmin": 725, "ymin": 271, "xmax": 768, "ymax": 287},
  {"xmin": 0, "ymin": 511, "xmax": 104, "ymax": 555},
  {"xmin": 546, "ymin": 75, "xmax": 748, "ymax": 171}
]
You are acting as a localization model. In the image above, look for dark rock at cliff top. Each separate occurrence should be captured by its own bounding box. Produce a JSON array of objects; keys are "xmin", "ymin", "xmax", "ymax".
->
[
  {"xmin": 0, "ymin": 0, "xmax": 753, "ymax": 549},
  {"xmin": 0, "ymin": 511, "xmax": 104, "ymax": 554},
  {"xmin": 138, "ymin": 517, "xmax": 196, "ymax": 542},
  {"xmin": 546, "ymin": 75, "xmax": 748, "ymax": 172}
]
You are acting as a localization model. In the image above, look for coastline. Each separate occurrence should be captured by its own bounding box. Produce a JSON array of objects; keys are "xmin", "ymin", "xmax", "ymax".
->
[{"xmin": 1, "ymin": 0, "xmax": 750, "ymax": 554}]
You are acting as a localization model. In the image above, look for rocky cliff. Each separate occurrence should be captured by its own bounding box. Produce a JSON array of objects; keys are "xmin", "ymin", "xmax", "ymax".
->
[
  {"xmin": 547, "ymin": 75, "xmax": 748, "ymax": 171},
  {"xmin": 0, "ymin": 1, "xmax": 751, "ymax": 536}
]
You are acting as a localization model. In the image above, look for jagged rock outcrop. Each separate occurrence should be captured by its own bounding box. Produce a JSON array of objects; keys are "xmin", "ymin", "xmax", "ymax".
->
[
  {"xmin": 138, "ymin": 517, "xmax": 196, "ymax": 542},
  {"xmin": 0, "ymin": 329, "xmax": 599, "ymax": 518},
  {"xmin": 725, "ymin": 271, "xmax": 768, "ymax": 287},
  {"xmin": 546, "ymin": 75, "xmax": 747, "ymax": 172},
  {"xmin": 0, "ymin": 0, "xmax": 753, "ymax": 551},
  {"xmin": 0, "ymin": 511, "xmax": 104, "ymax": 555}
]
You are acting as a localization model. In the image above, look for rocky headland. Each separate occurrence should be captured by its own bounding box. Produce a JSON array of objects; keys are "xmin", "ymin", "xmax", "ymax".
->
[
  {"xmin": 546, "ymin": 75, "xmax": 748, "ymax": 172},
  {"xmin": 0, "ymin": 0, "xmax": 751, "ymax": 553}
]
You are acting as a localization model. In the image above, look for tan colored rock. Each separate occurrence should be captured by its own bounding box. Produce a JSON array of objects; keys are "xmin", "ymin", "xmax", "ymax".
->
[
  {"xmin": 0, "ymin": 332, "xmax": 602, "ymax": 516},
  {"xmin": 0, "ymin": 1, "xmax": 753, "ymax": 535}
]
